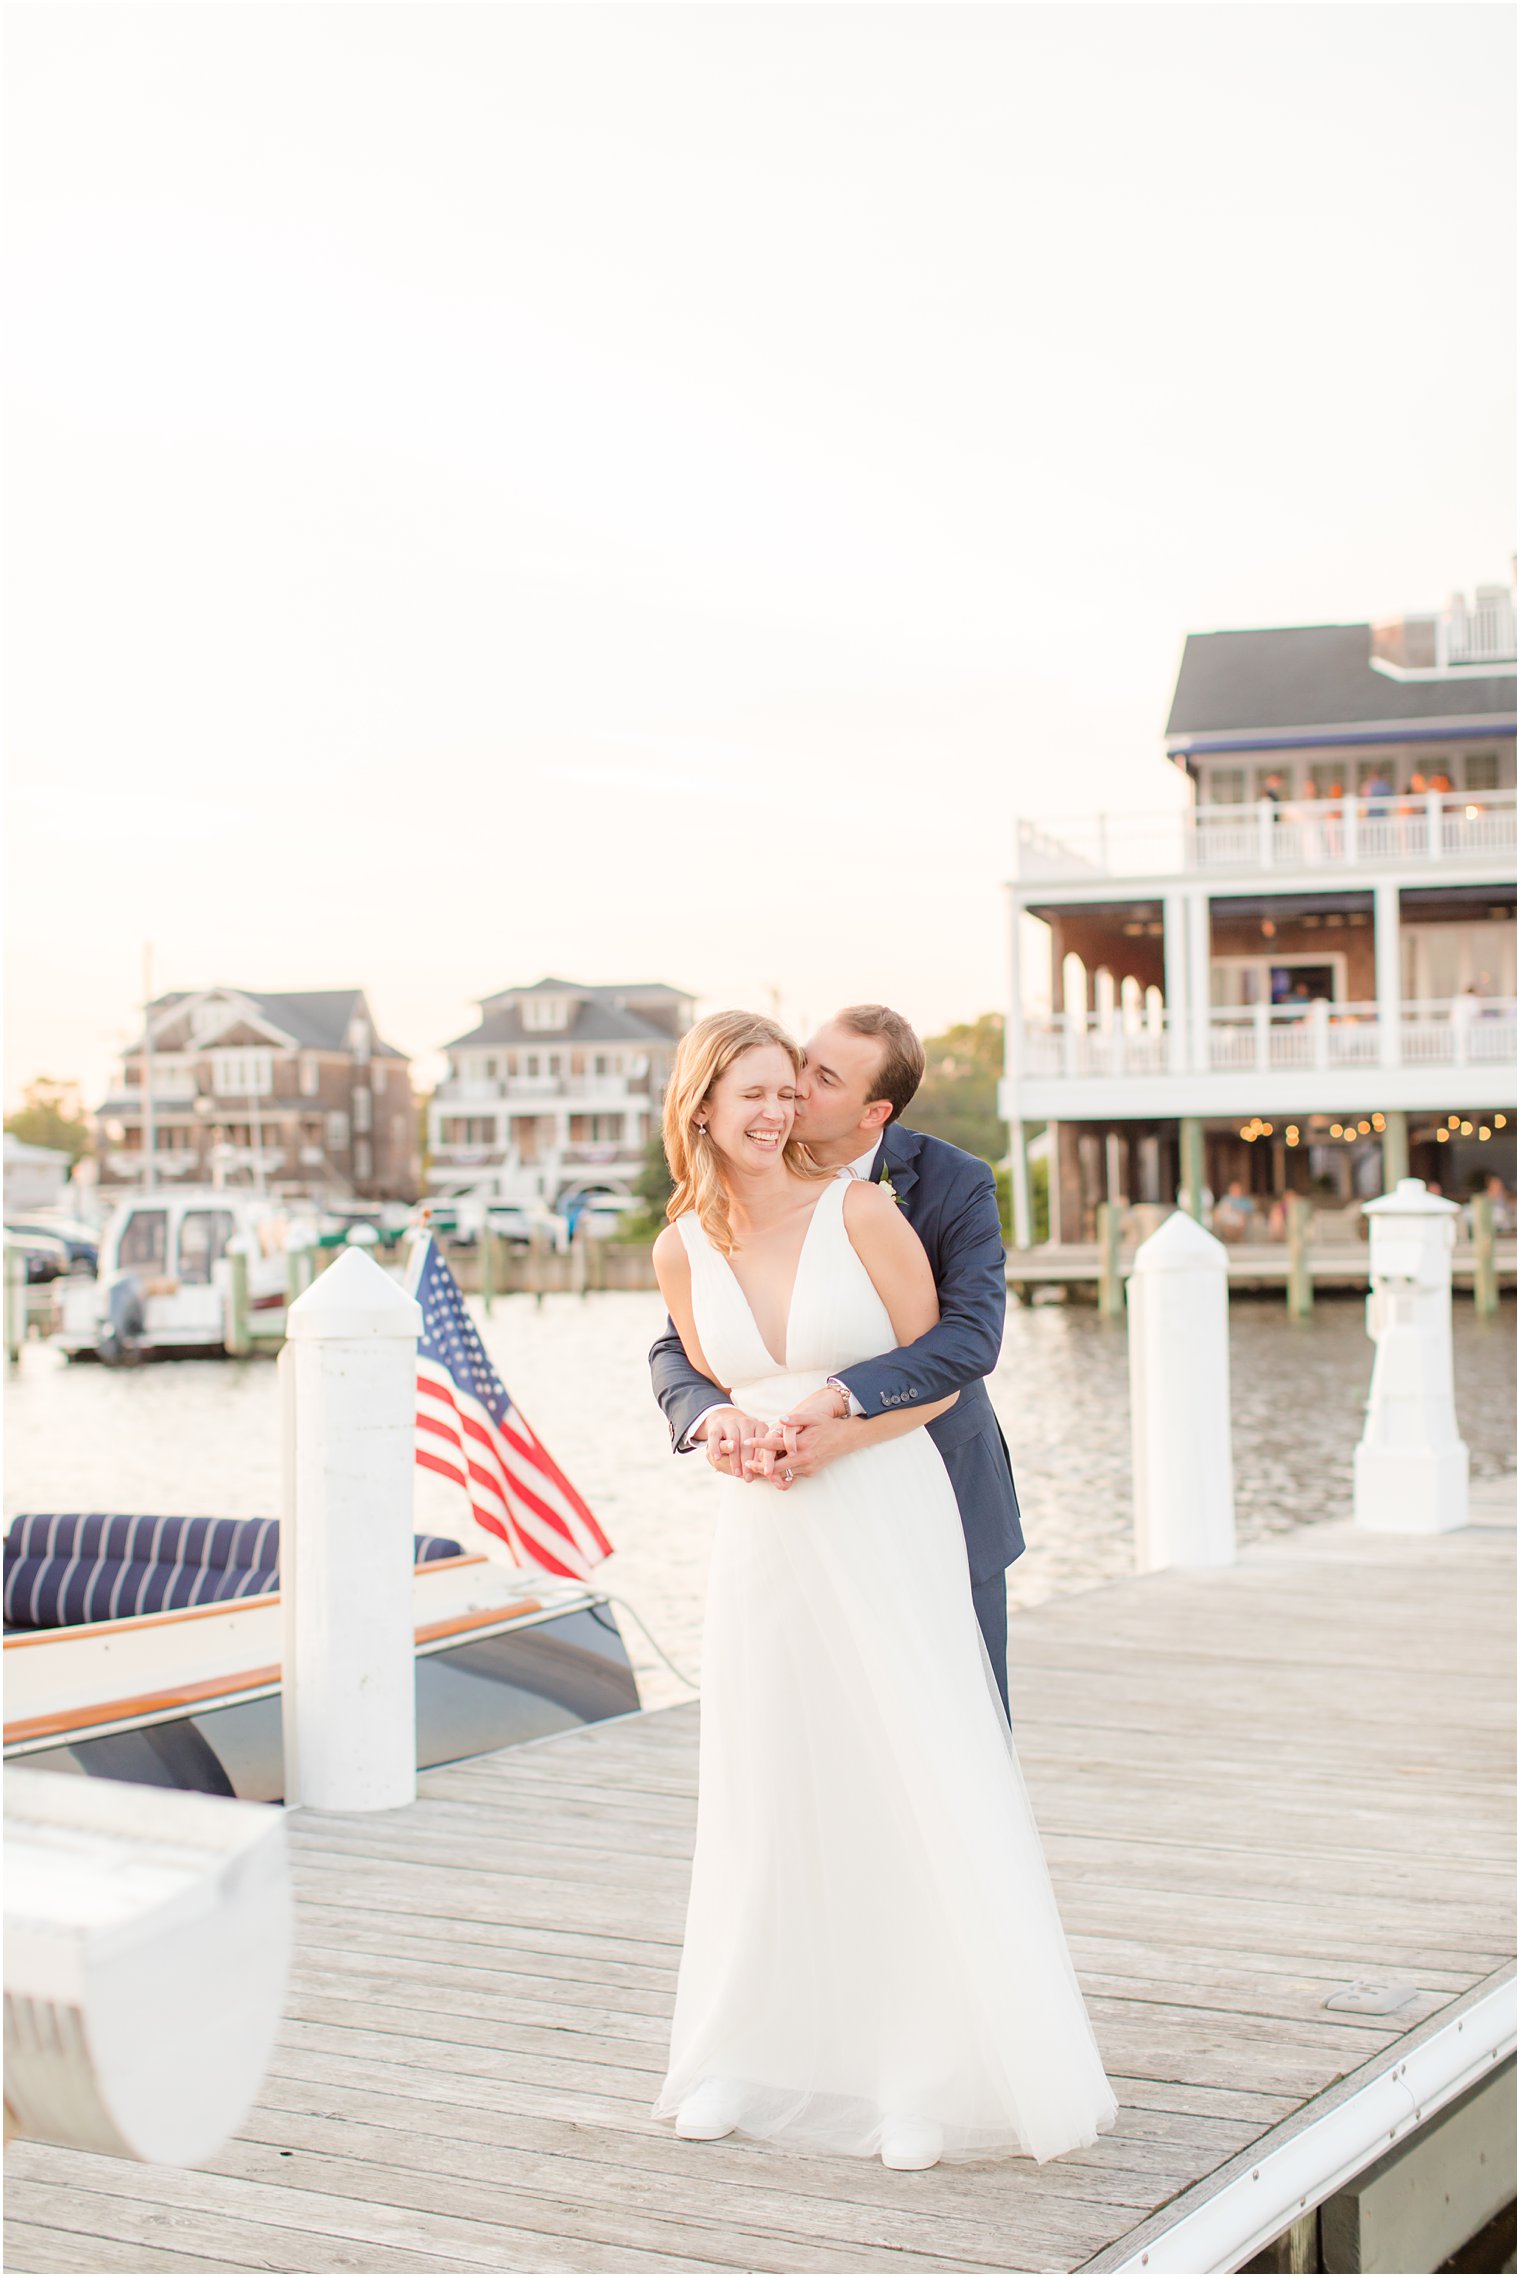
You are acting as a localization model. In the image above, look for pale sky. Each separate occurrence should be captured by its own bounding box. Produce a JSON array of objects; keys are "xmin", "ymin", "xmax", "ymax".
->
[{"xmin": 4, "ymin": 2, "xmax": 1514, "ymax": 1110}]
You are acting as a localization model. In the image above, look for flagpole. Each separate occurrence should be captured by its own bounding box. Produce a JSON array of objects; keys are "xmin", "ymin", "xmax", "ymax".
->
[{"xmin": 142, "ymin": 943, "xmax": 156, "ymax": 1193}]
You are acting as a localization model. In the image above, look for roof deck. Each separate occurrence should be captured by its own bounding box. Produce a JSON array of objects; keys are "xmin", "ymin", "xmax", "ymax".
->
[
  {"xmin": 6, "ymin": 1496, "xmax": 1514, "ymax": 2274},
  {"xmin": 1015, "ymin": 790, "xmax": 1517, "ymax": 892}
]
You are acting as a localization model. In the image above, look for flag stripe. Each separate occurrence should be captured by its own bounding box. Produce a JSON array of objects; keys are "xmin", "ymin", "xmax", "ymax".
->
[{"xmin": 410, "ymin": 1237, "xmax": 611, "ymax": 1582}]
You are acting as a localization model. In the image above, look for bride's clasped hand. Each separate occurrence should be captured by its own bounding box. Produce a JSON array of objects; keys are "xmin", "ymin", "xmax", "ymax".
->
[{"xmin": 646, "ymin": 1005, "xmax": 1119, "ymax": 2171}]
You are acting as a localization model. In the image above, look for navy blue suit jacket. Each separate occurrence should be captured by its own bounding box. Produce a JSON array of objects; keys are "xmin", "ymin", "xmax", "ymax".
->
[{"xmin": 647, "ymin": 1123, "xmax": 1024, "ymax": 1585}]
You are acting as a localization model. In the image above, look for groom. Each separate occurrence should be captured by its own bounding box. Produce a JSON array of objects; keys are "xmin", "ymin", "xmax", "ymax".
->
[{"xmin": 648, "ymin": 1003, "xmax": 1025, "ymax": 1710}]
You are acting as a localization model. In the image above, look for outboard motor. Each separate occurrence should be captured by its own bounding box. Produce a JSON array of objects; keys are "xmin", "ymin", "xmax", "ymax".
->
[{"xmin": 97, "ymin": 1273, "xmax": 147, "ymax": 1365}]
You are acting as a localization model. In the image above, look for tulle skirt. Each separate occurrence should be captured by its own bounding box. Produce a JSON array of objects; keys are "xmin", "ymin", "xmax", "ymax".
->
[{"xmin": 652, "ymin": 1371, "xmax": 1120, "ymax": 2165}]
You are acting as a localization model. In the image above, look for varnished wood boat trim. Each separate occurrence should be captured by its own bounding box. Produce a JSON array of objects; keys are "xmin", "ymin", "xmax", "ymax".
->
[{"xmin": 3, "ymin": 1590, "xmax": 548, "ymax": 1744}]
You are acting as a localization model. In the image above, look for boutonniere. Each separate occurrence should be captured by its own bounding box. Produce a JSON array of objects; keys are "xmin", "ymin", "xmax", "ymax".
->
[{"xmin": 878, "ymin": 1172, "xmax": 907, "ymax": 1208}]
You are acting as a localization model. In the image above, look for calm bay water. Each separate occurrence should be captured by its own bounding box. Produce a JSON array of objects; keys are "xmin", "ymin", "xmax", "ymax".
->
[{"xmin": 6, "ymin": 1292, "xmax": 1514, "ymax": 1708}]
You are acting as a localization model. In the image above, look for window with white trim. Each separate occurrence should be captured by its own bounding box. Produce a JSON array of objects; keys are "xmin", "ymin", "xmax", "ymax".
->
[{"xmin": 212, "ymin": 1048, "xmax": 273, "ymax": 1097}]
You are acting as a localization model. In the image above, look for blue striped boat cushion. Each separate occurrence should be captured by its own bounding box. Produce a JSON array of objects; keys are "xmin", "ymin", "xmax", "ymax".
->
[{"xmin": 3, "ymin": 1514, "xmax": 464, "ymax": 1631}]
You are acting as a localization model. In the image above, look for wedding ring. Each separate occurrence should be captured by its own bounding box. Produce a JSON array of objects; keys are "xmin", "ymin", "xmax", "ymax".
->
[{"xmin": 782, "ymin": 1467, "xmax": 793, "ymax": 1482}]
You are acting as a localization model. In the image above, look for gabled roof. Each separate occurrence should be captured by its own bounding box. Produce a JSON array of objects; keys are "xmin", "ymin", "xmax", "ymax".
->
[
  {"xmin": 444, "ymin": 998, "xmax": 678, "ymax": 1051},
  {"xmin": 129, "ymin": 988, "xmax": 405, "ymax": 1058},
  {"xmin": 1166, "ymin": 624, "xmax": 1516, "ymax": 750}
]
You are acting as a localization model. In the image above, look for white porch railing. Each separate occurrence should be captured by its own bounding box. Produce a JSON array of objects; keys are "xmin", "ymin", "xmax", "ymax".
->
[
  {"xmin": 1020, "ymin": 998, "xmax": 1518, "ymax": 1079},
  {"xmin": 1015, "ymin": 789, "xmax": 1517, "ymax": 884}
]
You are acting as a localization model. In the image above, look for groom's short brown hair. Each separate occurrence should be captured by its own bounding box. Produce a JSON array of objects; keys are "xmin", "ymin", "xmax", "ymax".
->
[{"xmin": 837, "ymin": 1005, "xmax": 925, "ymax": 1123}]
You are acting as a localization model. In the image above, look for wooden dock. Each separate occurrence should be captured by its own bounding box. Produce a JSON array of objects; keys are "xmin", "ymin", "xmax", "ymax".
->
[
  {"xmin": 6, "ymin": 1489, "xmax": 1514, "ymax": 2275},
  {"xmin": 1007, "ymin": 1239, "xmax": 1517, "ymax": 1301}
]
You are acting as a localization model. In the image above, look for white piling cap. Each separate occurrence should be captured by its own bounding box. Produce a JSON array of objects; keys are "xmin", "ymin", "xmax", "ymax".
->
[
  {"xmin": 1129, "ymin": 1207, "xmax": 1228, "ymax": 1275},
  {"xmin": 1363, "ymin": 1176, "xmax": 1460, "ymax": 1221},
  {"xmin": 286, "ymin": 1244, "xmax": 424, "ymax": 1341}
]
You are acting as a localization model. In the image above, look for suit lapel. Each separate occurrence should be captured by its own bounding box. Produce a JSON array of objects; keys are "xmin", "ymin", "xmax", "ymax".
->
[{"xmin": 879, "ymin": 1125, "xmax": 923, "ymax": 1209}]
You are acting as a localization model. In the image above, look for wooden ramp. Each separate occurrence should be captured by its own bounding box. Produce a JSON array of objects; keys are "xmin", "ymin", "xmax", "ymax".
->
[{"xmin": 6, "ymin": 1496, "xmax": 1515, "ymax": 2275}]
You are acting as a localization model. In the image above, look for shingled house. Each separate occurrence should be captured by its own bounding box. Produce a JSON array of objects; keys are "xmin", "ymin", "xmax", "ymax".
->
[
  {"xmin": 429, "ymin": 978, "xmax": 695, "ymax": 1209},
  {"xmin": 99, "ymin": 987, "xmax": 418, "ymax": 1200}
]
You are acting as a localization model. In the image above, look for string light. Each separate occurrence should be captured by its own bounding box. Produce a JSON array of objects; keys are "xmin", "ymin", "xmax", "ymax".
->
[
  {"xmin": 1437, "ymin": 1129, "xmax": 1450, "ymax": 1143},
  {"xmin": 1460, "ymin": 1121, "xmax": 1474, "ymax": 1136},
  {"xmin": 1496, "ymin": 1115, "xmax": 1508, "ymax": 1130},
  {"xmin": 1371, "ymin": 1113, "xmax": 1386, "ymax": 1132},
  {"xmin": 1479, "ymin": 1127, "xmax": 1492, "ymax": 1141},
  {"xmin": 1285, "ymin": 1125, "xmax": 1300, "ymax": 1145}
]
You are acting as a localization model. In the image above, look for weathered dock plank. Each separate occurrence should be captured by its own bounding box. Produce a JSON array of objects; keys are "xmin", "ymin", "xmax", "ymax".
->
[{"xmin": 6, "ymin": 1510, "xmax": 1513, "ymax": 2275}]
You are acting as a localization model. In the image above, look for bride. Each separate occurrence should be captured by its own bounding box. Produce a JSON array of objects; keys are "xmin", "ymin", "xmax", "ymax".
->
[{"xmin": 650, "ymin": 1010, "xmax": 1119, "ymax": 2171}]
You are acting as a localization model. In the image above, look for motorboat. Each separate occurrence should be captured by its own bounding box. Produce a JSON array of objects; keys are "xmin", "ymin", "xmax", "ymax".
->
[
  {"xmin": 3, "ymin": 1514, "xmax": 641, "ymax": 1799},
  {"xmin": 54, "ymin": 1188, "xmax": 291, "ymax": 1362}
]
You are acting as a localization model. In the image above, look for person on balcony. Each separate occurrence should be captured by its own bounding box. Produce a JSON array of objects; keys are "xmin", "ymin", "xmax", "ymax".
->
[{"xmin": 1212, "ymin": 1181, "xmax": 1254, "ymax": 1243}]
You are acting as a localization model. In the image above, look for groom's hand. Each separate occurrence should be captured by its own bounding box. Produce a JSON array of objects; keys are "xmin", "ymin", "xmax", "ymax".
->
[
  {"xmin": 756, "ymin": 1413, "xmax": 858, "ymax": 1488},
  {"xmin": 695, "ymin": 1406, "xmax": 765, "ymax": 1478}
]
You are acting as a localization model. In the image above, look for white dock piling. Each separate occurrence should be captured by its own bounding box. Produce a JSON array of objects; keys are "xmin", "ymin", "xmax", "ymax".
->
[
  {"xmin": 4, "ymin": 1768, "xmax": 290, "ymax": 2165},
  {"xmin": 281, "ymin": 1246, "xmax": 423, "ymax": 1813},
  {"xmin": 1354, "ymin": 1178, "xmax": 1469, "ymax": 1535},
  {"xmin": 1127, "ymin": 1209, "xmax": 1237, "ymax": 1571}
]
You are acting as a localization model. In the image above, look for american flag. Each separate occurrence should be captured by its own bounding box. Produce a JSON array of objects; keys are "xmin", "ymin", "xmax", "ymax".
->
[{"xmin": 410, "ymin": 1235, "xmax": 613, "ymax": 1582}]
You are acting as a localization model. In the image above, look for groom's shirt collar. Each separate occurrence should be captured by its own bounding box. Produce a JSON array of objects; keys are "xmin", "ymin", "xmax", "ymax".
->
[{"xmin": 847, "ymin": 1141, "xmax": 880, "ymax": 1181}]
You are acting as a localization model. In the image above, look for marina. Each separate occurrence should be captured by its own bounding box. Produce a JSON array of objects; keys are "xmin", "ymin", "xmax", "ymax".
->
[
  {"xmin": 5, "ymin": 1285, "xmax": 1516, "ymax": 1710},
  {"xmin": 4, "ymin": 1484, "xmax": 1513, "ymax": 2274}
]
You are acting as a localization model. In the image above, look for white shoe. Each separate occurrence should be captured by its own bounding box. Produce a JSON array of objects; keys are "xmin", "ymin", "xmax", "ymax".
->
[
  {"xmin": 880, "ymin": 2116, "xmax": 943, "ymax": 2170},
  {"xmin": 675, "ymin": 2080, "xmax": 742, "ymax": 2140}
]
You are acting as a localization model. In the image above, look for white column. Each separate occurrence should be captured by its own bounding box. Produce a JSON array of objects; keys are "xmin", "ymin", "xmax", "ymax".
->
[
  {"xmin": 1163, "ymin": 891, "xmax": 1189, "ymax": 1074},
  {"xmin": 1354, "ymin": 1180, "xmax": 1468, "ymax": 1533},
  {"xmin": 1127, "ymin": 1212, "xmax": 1236, "ymax": 1571},
  {"xmin": 1187, "ymin": 891, "xmax": 1212, "ymax": 1075},
  {"xmin": 1003, "ymin": 891, "xmax": 1032, "ymax": 1251},
  {"xmin": 282, "ymin": 1247, "xmax": 423, "ymax": 1813},
  {"xmin": 1374, "ymin": 878, "xmax": 1403, "ymax": 1070}
]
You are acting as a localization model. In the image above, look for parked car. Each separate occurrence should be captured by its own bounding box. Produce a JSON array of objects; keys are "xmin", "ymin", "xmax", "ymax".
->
[
  {"xmin": 4, "ymin": 1218, "xmax": 100, "ymax": 1273},
  {"xmin": 562, "ymin": 1192, "xmax": 639, "ymax": 1240},
  {"xmin": 9, "ymin": 1233, "xmax": 72, "ymax": 1285}
]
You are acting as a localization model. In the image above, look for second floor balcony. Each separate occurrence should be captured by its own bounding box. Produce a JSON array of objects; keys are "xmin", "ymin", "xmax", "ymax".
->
[
  {"xmin": 1015, "ymin": 789, "xmax": 1517, "ymax": 888},
  {"xmin": 1019, "ymin": 997, "xmax": 1517, "ymax": 1082}
]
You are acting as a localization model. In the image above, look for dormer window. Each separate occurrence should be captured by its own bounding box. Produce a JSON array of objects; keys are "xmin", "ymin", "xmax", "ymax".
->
[
  {"xmin": 522, "ymin": 996, "xmax": 569, "ymax": 1032},
  {"xmin": 191, "ymin": 997, "xmax": 230, "ymax": 1043}
]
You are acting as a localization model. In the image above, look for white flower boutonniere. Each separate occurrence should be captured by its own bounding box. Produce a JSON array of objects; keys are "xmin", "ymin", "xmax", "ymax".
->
[{"xmin": 878, "ymin": 1174, "xmax": 906, "ymax": 1208}]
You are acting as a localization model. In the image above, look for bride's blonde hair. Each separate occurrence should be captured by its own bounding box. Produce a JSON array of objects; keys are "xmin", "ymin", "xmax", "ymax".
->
[{"xmin": 663, "ymin": 1011, "xmax": 829, "ymax": 1255}]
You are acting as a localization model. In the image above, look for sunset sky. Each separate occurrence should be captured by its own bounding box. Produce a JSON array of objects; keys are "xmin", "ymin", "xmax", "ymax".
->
[{"xmin": 4, "ymin": 2, "xmax": 1514, "ymax": 1108}]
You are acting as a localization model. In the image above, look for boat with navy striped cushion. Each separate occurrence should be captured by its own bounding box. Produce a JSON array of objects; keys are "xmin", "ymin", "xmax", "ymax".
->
[{"xmin": 3, "ymin": 1513, "xmax": 464, "ymax": 1632}]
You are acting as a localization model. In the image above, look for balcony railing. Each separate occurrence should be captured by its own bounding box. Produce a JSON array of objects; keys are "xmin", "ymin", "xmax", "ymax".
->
[
  {"xmin": 1015, "ymin": 790, "xmax": 1517, "ymax": 885},
  {"xmin": 1019, "ymin": 998, "xmax": 1518, "ymax": 1080}
]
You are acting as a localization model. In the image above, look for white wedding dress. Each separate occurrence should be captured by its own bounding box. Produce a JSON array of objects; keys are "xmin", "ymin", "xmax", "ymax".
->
[{"xmin": 652, "ymin": 1176, "xmax": 1119, "ymax": 2164}]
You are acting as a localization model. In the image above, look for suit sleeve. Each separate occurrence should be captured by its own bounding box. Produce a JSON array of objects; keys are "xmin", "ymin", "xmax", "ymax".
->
[
  {"xmin": 833, "ymin": 1162, "xmax": 1006, "ymax": 1416},
  {"xmin": 649, "ymin": 1316, "xmax": 731, "ymax": 1453}
]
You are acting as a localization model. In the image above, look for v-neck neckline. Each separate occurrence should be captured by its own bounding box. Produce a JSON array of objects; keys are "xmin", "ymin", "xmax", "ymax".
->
[{"xmin": 718, "ymin": 1177, "xmax": 840, "ymax": 1373}]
